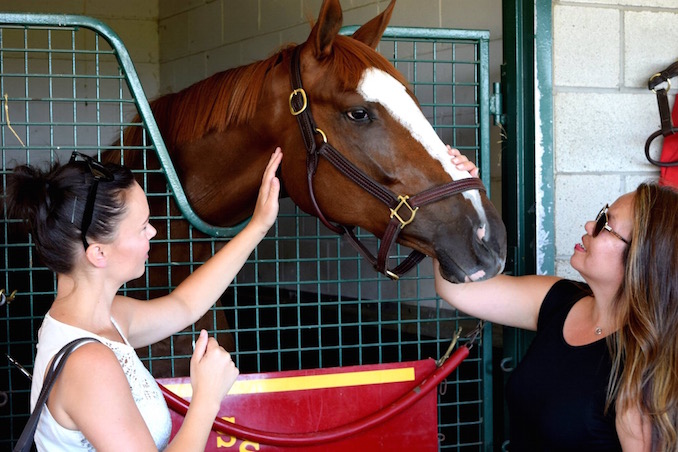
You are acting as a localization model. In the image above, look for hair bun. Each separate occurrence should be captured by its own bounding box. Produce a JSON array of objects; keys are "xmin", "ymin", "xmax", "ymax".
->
[{"xmin": 6, "ymin": 164, "xmax": 55, "ymax": 225}]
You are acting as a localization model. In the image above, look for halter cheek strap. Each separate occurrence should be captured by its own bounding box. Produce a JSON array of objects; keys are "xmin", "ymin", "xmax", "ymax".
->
[{"xmin": 288, "ymin": 46, "xmax": 486, "ymax": 279}]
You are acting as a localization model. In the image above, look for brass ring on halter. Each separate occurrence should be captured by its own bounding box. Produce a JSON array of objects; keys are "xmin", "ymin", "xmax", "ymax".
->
[
  {"xmin": 289, "ymin": 88, "xmax": 307, "ymax": 115},
  {"xmin": 315, "ymin": 128, "xmax": 327, "ymax": 143},
  {"xmin": 650, "ymin": 72, "xmax": 671, "ymax": 93}
]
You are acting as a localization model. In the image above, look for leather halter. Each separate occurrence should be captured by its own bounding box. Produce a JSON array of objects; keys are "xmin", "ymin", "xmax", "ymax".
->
[
  {"xmin": 646, "ymin": 60, "xmax": 678, "ymax": 167},
  {"xmin": 288, "ymin": 46, "xmax": 487, "ymax": 279}
]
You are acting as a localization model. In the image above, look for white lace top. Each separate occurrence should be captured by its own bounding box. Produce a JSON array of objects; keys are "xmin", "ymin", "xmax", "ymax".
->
[{"xmin": 30, "ymin": 313, "xmax": 172, "ymax": 451}]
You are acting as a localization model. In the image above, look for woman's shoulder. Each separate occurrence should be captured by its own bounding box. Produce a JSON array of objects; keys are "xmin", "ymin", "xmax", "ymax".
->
[
  {"xmin": 46, "ymin": 339, "xmax": 133, "ymax": 434},
  {"xmin": 544, "ymin": 279, "xmax": 592, "ymax": 302},
  {"xmin": 537, "ymin": 279, "xmax": 592, "ymax": 328},
  {"xmin": 35, "ymin": 313, "xmax": 132, "ymax": 375},
  {"xmin": 31, "ymin": 316, "xmax": 127, "ymax": 408},
  {"xmin": 62, "ymin": 339, "xmax": 123, "ymax": 372},
  {"xmin": 36, "ymin": 314, "xmax": 97, "ymax": 359}
]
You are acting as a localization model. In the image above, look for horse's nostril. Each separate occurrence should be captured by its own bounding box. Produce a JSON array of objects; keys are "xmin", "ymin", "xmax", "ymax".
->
[
  {"xmin": 465, "ymin": 268, "xmax": 487, "ymax": 282},
  {"xmin": 476, "ymin": 224, "xmax": 486, "ymax": 242}
]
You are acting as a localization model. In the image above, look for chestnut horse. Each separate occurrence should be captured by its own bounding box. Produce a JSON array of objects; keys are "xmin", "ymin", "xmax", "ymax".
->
[{"xmin": 106, "ymin": 0, "xmax": 506, "ymax": 375}]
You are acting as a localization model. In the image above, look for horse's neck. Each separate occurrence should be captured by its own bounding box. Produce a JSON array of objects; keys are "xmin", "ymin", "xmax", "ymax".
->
[{"xmin": 151, "ymin": 49, "xmax": 290, "ymax": 150}]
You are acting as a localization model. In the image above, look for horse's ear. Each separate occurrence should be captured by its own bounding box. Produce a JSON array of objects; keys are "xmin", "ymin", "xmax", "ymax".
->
[
  {"xmin": 311, "ymin": 0, "xmax": 343, "ymax": 59},
  {"xmin": 351, "ymin": 0, "xmax": 395, "ymax": 49}
]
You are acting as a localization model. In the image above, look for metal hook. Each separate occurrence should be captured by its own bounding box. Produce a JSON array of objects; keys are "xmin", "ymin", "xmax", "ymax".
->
[
  {"xmin": 500, "ymin": 357, "xmax": 514, "ymax": 372},
  {"xmin": 438, "ymin": 378, "xmax": 448, "ymax": 396},
  {"xmin": 437, "ymin": 327, "xmax": 462, "ymax": 367},
  {"xmin": 465, "ymin": 320, "xmax": 485, "ymax": 351},
  {"xmin": 0, "ymin": 288, "xmax": 18, "ymax": 306},
  {"xmin": 5, "ymin": 353, "xmax": 32, "ymax": 381}
]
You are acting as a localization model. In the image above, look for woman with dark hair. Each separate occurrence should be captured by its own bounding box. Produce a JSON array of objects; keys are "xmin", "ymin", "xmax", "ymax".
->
[
  {"xmin": 6, "ymin": 147, "xmax": 282, "ymax": 451},
  {"xmin": 437, "ymin": 148, "xmax": 678, "ymax": 451}
]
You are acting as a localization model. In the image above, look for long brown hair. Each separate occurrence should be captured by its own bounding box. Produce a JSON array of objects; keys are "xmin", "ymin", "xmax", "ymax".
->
[{"xmin": 608, "ymin": 182, "xmax": 678, "ymax": 450}]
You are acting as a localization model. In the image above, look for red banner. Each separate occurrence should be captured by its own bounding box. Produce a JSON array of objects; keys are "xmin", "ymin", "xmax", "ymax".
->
[{"xmin": 158, "ymin": 359, "xmax": 440, "ymax": 451}]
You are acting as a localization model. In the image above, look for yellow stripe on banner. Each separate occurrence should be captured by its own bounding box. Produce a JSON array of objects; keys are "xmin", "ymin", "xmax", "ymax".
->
[{"xmin": 164, "ymin": 367, "xmax": 415, "ymax": 398}]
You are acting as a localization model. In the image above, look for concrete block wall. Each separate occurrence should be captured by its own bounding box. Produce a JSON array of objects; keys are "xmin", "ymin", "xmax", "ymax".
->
[
  {"xmin": 551, "ymin": 0, "xmax": 678, "ymax": 279},
  {"xmin": 0, "ymin": 0, "xmax": 160, "ymax": 98},
  {"xmin": 157, "ymin": 0, "xmax": 503, "ymax": 93}
]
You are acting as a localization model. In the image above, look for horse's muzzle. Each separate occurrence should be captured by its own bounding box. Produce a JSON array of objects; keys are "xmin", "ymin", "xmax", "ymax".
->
[{"xmin": 436, "ymin": 221, "xmax": 507, "ymax": 284}]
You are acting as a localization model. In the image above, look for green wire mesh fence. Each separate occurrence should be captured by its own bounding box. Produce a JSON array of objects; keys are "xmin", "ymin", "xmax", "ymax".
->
[{"xmin": 0, "ymin": 14, "xmax": 494, "ymax": 450}]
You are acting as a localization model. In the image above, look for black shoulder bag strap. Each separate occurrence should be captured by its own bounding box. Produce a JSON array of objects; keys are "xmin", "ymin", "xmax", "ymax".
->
[{"xmin": 13, "ymin": 337, "xmax": 101, "ymax": 452}]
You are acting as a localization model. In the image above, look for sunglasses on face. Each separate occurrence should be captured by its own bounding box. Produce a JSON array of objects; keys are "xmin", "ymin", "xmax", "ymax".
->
[
  {"xmin": 69, "ymin": 151, "xmax": 114, "ymax": 250},
  {"xmin": 593, "ymin": 204, "xmax": 629, "ymax": 245}
]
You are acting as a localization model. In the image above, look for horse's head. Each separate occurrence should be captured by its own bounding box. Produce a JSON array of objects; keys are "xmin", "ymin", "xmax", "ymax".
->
[{"xmin": 279, "ymin": 0, "xmax": 506, "ymax": 283}]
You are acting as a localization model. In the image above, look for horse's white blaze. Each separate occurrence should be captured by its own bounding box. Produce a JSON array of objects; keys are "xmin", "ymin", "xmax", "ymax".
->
[{"xmin": 357, "ymin": 68, "xmax": 488, "ymax": 228}]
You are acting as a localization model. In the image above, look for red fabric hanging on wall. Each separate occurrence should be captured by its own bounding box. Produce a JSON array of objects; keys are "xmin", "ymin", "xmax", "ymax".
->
[{"xmin": 660, "ymin": 94, "xmax": 678, "ymax": 187}]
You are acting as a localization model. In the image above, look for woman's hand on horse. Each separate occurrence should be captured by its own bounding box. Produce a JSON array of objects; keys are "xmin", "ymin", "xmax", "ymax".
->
[
  {"xmin": 250, "ymin": 147, "xmax": 282, "ymax": 233},
  {"xmin": 446, "ymin": 145, "xmax": 479, "ymax": 178},
  {"xmin": 190, "ymin": 329, "xmax": 239, "ymax": 411}
]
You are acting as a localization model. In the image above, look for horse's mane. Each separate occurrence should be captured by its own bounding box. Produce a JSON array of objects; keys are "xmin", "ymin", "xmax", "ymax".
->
[
  {"xmin": 119, "ymin": 34, "xmax": 408, "ymax": 158},
  {"xmin": 327, "ymin": 34, "xmax": 409, "ymax": 91},
  {"xmin": 148, "ymin": 45, "xmax": 295, "ymax": 148}
]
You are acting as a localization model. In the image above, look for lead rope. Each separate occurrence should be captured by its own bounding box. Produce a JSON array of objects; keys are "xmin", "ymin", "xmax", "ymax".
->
[{"xmin": 160, "ymin": 341, "xmax": 470, "ymax": 447}]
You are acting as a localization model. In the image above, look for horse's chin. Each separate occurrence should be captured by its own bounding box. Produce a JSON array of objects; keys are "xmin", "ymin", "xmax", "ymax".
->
[{"xmin": 436, "ymin": 250, "xmax": 505, "ymax": 284}]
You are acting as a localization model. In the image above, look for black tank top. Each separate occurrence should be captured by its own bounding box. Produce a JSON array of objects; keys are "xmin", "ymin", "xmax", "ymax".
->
[{"xmin": 505, "ymin": 279, "xmax": 622, "ymax": 451}]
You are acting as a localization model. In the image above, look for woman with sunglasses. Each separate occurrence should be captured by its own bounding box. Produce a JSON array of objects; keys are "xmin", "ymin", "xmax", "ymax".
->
[
  {"xmin": 437, "ymin": 147, "xmax": 678, "ymax": 451},
  {"xmin": 6, "ymin": 148, "xmax": 282, "ymax": 451}
]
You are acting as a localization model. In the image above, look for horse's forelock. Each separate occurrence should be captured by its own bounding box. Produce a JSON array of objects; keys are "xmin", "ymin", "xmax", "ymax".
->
[
  {"xmin": 327, "ymin": 36, "xmax": 408, "ymax": 92},
  {"xmin": 143, "ymin": 37, "xmax": 405, "ymax": 149}
]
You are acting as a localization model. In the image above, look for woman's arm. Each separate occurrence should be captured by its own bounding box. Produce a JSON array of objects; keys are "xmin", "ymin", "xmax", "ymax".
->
[
  {"xmin": 434, "ymin": 146, "xmax": 558, "ymax": 331},
  {"xmin": 617, "ymin": 405, "xmax": 652, "ymax": 452},
  {"xmin": 165, "ymin": 330, "xmax": 239, "ymax": 451},
  {"xmin": 115, "ymin": 148, "xmax": 282, "ymax": 347},
  {"xmin": 51, "ymin": 331, "xmax": 237, "ymax": 452},
  {"xmin": 433, "ymin": 260, "xmax": 558, "ymax": 330}
]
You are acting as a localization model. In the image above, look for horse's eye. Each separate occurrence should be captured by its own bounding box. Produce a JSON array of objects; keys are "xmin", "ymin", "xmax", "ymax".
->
[{"xmin": 346, "ymin": 109, "xmax": 370, "ymax": 122}]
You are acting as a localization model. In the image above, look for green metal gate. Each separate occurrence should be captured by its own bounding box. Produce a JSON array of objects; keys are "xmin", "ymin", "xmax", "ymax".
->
[{"xmin": 0, "ymin": 14, "xmax": 495, "ymax": 450}]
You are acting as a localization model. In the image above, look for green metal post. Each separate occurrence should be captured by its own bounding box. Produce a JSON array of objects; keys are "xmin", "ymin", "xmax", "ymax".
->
[
  {"xmin": 499, "ymin": 0, "xmax": 538, "ymax": 448},
  {"xmin": 0, "ymin": 13, "xmax": 247, "ymax": 238},
  {"xmin": 535, "ymin": 0, "xmax": 555, "ymax": 276}
]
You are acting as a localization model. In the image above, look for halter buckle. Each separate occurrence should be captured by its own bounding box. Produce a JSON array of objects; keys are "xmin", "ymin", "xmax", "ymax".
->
[
  {"xmin": 390, "ymin": 195, "xmax": 418, "ymax": 229},
  {"xmin": 289, "ymin": 88, "xmax": 308, "ymax": 115}
]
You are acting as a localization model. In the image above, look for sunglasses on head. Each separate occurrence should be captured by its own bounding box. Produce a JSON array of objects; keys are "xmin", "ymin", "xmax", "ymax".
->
[
  {"xmin": 593, "ymin": 204, "xmax": 629, "ymax": 245},
  {"xmin": 69, "ymin": 151, "xmax": 114, "ymax": 250}
]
